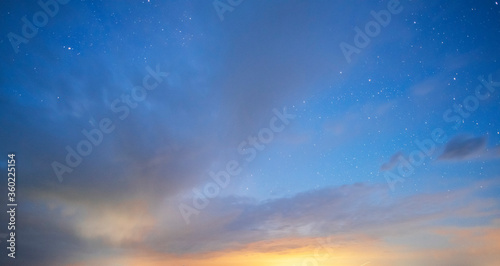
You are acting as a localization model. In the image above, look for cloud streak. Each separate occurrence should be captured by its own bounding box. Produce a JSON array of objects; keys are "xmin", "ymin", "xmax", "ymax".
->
[{"xmin": 438, "ymin": 135, "xmax": 488, "ymax": 161}]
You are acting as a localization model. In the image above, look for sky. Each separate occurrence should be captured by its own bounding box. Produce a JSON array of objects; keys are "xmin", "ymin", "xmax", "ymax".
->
[{"xmin": 1, "ymin": 0, "xmax": 500, "ymax": 265}]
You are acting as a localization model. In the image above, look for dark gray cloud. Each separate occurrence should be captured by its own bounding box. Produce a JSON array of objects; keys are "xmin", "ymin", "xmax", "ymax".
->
[
  {"xmin": 380, "ymin": 151, "xmax": 404, "ymax": 171},
  {"xmin": 438, "ymin": 135, "xmax": 488, "ymax": 161}
]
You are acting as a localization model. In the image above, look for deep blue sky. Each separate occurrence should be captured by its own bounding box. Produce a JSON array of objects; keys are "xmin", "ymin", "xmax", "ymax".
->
[{"xmin": 1, "ymin": 0, "xmax": 500, "ymax": 265}]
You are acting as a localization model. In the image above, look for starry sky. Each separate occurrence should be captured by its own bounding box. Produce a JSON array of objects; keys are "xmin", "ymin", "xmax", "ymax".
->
[{"xmin": 1, "ymin": 0, "xmax": 500, "ymax": 265}]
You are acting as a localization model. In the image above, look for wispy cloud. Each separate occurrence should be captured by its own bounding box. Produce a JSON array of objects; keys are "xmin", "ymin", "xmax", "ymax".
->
[
  {"xmin": 380, "ymin": 151, "xmax": 404, "ymax": 171},
  {"xmin": 438, "ymin": 135, "xmax": 488, "ymax": 161}
]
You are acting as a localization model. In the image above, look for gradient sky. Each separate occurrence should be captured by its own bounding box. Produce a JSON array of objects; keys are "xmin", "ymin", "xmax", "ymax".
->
[{"xmin": 1, "ymin": 0, "xmax": 500, "ymax": 265}]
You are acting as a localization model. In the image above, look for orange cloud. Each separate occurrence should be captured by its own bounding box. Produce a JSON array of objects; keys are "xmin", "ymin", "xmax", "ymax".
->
[{"xmin": 69, "ymin": 223, "xmax": 500, "ymax": 266}]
